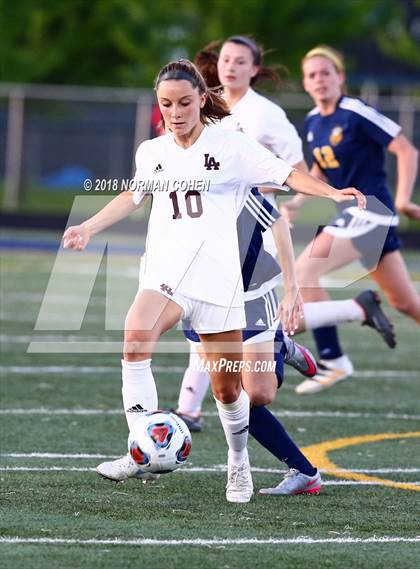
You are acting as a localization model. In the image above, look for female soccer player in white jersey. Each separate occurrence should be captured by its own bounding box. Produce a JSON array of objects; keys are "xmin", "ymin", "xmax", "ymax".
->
[
  {"xmin": 280, "ymin": 45, "xmax": 419, "ymax": 395},
  {"xmin": 63, "ymin": 59, "xmax": 365, "ymax": 502}
]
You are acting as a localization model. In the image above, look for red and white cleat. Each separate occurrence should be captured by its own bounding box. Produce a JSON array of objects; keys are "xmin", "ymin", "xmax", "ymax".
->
[
  {"xmin": 283, "ymin": 335, "xmax": 317, "ymax": 378},
  {"xmin": 259, "ymin": 468, "xmax": 321, "ymax": 496}
]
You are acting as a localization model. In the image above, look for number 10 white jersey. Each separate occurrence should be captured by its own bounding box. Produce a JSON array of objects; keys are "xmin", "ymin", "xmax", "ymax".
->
[{"xmin": 132, "ymin": 125, "xmax": 293, "ymax": 308}]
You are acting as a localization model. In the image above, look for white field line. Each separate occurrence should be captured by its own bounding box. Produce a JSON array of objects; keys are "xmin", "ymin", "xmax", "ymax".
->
[
  {"xmin": 1, "ymin": 324, "xmax": 417, "ymax": 351},
  {"xmin": 0, "ymin": 407, "xmax": 419, "ymax": 421},
  {"xmin": 0, "ymin": 365, "xmax": 183, "ymax": 374},
  {"xmin": 1, "ymin": 265, "xmax": 140, "ymax": 277},
  {"xmin": 0, "ymin": 335, "xmax": 121, "ymax": 343},
  {"xmin": 1, "ymin": 328, "xmax": 418, "ymax": 342},
  {"xmin": 1, "ymin": 466, "xmax": 420, "ymax": 484},
  {"xmin": 23, "ymin": 343, "xmax": 420, "ymax": 356},
  {"xmin": 1, "ymin": 458, "xmax": 419, "ymax": 475},
  {"xmin": 5, "ymin": 294, "xmax": 107, "ymax": 306},
  {"xmin": 0, "ymin": 536, "xmax": 419, "ymax": 546},
  {"xmin": 0, "ymin": 365, "xmax": 418, "ymax": 380},
  {"xmin": 0, "ymin": 314, "xmax": 108, "ymax": 324},
  {"xmin": 3, "ymin": 276, "xmax": 420, "ymax": 297}
]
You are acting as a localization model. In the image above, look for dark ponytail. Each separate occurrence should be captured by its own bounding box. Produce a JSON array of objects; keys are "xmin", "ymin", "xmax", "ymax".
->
[
  {"xmin": 155, "ymin": 59, "xmax": 229, "ymax": 126},
  {"xmin": 193, "ymin": 41, "xmax": 223, "ymax": 89},
  {"xmin": 194, "ymin": 36, "xmax": 286, "ymax": 89}
]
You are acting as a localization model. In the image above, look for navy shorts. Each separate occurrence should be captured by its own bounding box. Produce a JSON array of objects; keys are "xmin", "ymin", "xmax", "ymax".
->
[{"xmin": 323, "ymin": 199, "xmax": 401, "ymax": 269}]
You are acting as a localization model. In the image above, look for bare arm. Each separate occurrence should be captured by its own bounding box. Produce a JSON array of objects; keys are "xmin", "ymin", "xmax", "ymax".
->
[
  {"xmin": 388, "ymin": 134, "xmax": 420, "ymax": 220},
  {"xmin": 285, "ymin": 168, "xmax": 366, "ymax": 208},
  {"xmin": 63, "ymin": 191, "xmax": 143, "ymax": 251},
  {"xmin": 258, "ymin": 159, "xmax": 310, "ymax": 196},
  {"xmin": 271, "ymin": 216, "xmax": 303, "ymax": 335},
  {"xmin": 280, "ymin": 162, "xmax": 325, "ymax": 225}
]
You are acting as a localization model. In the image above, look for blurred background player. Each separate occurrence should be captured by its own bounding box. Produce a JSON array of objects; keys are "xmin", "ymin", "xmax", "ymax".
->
[{"xmin": 280, "ymin": 45, "xmax": 419, "ymax": 395}]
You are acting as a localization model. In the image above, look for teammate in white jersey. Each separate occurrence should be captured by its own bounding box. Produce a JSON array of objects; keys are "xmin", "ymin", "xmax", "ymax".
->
[{"xmin": 63, "ymin": 59, "xmax": 365, "ymax": 502}]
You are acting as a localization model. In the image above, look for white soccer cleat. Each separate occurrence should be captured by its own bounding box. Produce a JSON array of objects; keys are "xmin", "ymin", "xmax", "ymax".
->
[
  {"xmin": 226, "ymin": 459, "xmax": 254, "ymax": 503},
  {"xmin": 259, "ymin": 468, "xmax": 322, "ymax": 496},
  {"xmin": 96, "ymin": 453, "xmax": 159, "ymax": 483},
  {"xmin": 295, "ymin": 354, "xmax": 354, "ymax": 395}
]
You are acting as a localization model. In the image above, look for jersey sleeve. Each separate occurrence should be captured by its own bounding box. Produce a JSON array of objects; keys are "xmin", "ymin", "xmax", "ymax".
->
[
  {"xmin": 239, "ymin": 134, "xmax": 293, "ymax": 189},
  {"xmin": 353, "ymin": 102, "xmax": 402, "ymax": 147},
  {"xmin": 263, "ymin": 108, "xmax": 304, "ymax": 165},
  {"xmin": 243, "ymin": 188, "xmax": 280, "ymax": 233}
]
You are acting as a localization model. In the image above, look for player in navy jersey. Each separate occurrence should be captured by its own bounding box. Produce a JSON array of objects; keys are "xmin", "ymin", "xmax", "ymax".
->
[
  {"xmin": 182, "ymin": 186, "xmax": 323, "ymax": 495},
  {"xmin": 281, "ymin": 45, "xmax": 419, "ymax": 395}
]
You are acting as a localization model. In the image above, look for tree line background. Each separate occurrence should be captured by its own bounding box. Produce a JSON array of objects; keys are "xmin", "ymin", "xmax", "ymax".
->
[{"xmin": 2, "ymin": 0, "xmax": 419, "ymax": 90}]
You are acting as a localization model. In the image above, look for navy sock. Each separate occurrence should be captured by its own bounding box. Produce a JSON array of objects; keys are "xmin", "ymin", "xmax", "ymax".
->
[
  {"xmin": 313, "ymin": 325, "xmax": 343, "ymax": 360},
  {"xmin": 274, "ymin": 328, "xmax": 287, "ymax": 357},
  {"xmin": 274, "ymin": 328, "xmax": 285, "ymax": 388},
  {"xmin": 249, "ymin": 406, "xmax": 316, "ymax": 476}
]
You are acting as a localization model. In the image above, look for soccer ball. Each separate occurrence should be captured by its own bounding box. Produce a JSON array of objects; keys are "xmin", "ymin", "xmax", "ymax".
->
[{"xmin": 128, "ymin": 411, "xmax": 192, "ymax": 474}]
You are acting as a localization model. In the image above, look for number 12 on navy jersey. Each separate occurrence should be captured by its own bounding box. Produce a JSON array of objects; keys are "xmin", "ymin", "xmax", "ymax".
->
[
  {"xmin": 313, "ymin": 145, "xmax": 340, "ymax": 169},
  {"xmin": 169, "ymin": 190, "xmax": 203, "ymax": 219}
]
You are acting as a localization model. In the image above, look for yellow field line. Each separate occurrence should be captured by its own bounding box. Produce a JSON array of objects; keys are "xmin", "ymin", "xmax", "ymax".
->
[{"xmin": 302, "ymin": 432, "xmax": 420, "ymax": 492}]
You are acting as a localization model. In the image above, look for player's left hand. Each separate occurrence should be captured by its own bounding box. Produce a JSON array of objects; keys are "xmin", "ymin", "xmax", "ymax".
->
[
  {"xmin": 396, "ymin": 201, "xmax": 420, "ymax": 220},
  {"xmin": 278, "ymin": 288, "xmax": 304, "ymax": 336},
  {"xmin": 333, "ymin": 187, "xmax": 367, "ymax": 209}
]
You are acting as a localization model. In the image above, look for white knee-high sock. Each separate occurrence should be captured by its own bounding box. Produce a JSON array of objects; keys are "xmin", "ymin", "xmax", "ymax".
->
[
  {"xmin": 304, "ymin": 300, "xmax": 364, "ymax": 330},
  {"xmin": 215, "ymin": 389, "xmax": 250, "ymax": 466},
  {"xmin": 121, "ymin": 359, "xmax": 158, "ymax": 430},
  {"xmin": 177, "ymin": 344, "xmax": 211, "ymax": 415}
]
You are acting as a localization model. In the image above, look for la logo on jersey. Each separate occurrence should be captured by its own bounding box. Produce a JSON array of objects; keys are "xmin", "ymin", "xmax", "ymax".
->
[{"xmin": 204, "ymin": 153, "xmax": 220, "ymax": 170}]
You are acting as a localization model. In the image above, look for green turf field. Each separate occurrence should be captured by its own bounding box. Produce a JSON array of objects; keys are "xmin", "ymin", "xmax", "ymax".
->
[{"xmin": 1, "ymin": 235, "xmax": 419, "ymax": 569}]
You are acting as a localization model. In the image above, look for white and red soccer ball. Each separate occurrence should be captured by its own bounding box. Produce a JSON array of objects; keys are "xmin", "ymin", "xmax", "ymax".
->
[{"xmin": 128, "ymin": 411, "xmax": 192, "ymax": 474}]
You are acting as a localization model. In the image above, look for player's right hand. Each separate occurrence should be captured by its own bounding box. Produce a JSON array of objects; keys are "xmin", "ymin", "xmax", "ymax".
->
[
  {"xmin": 334, "ymin": 187, "xmax": 366, "ymax": 209},
  {"xmin": 63, "ymin": 225, "xmax": 90, "ymax": 251}
]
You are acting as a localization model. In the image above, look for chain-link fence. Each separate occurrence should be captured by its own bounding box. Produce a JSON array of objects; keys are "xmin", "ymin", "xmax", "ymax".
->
[{"xmin": 1, "ymin": 83, "xmax": 419, "ymax": 218}]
